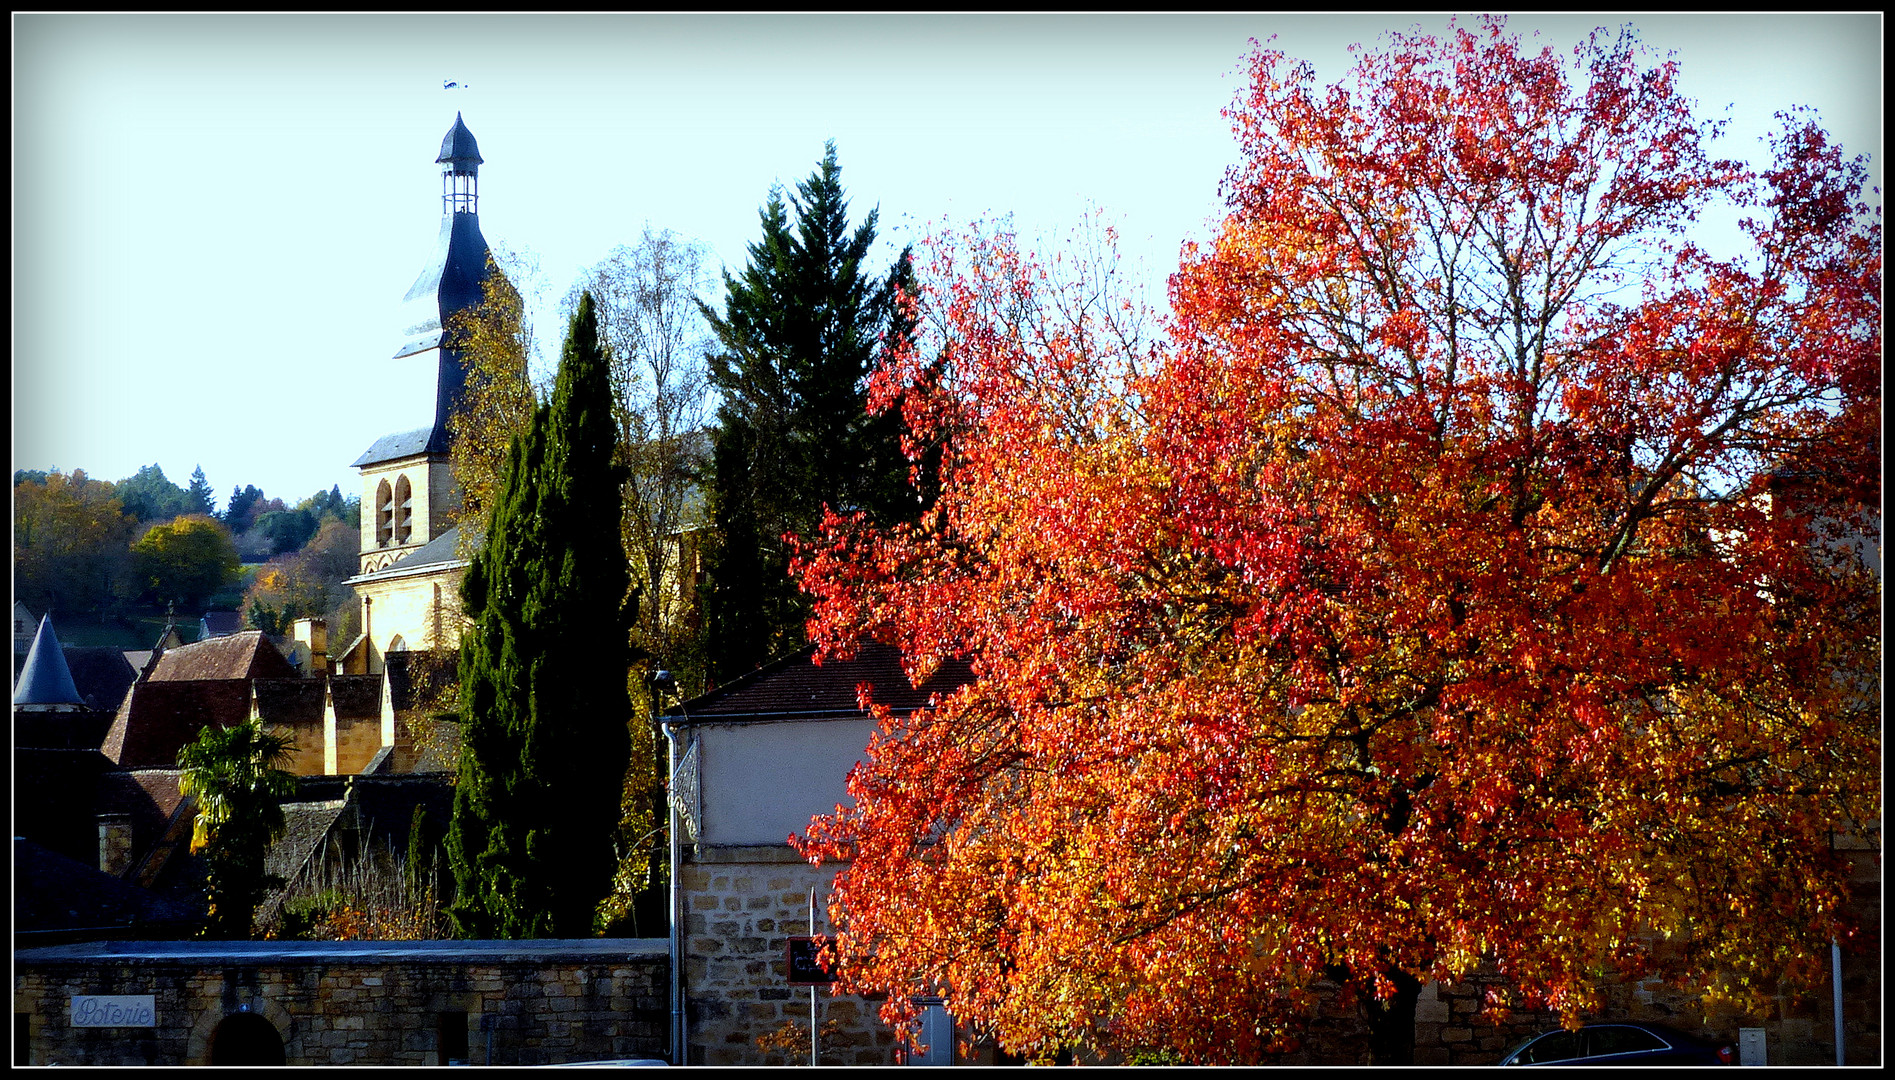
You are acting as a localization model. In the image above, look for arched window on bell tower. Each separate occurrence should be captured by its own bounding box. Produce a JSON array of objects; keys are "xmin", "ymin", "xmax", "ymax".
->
[
  {"xmin": 395, "ymin": 475, "xmax": 414, "ymax": 545},
  {"xmin": 376, "ymin": 480, "xmax": 395, "ymax": 548}
]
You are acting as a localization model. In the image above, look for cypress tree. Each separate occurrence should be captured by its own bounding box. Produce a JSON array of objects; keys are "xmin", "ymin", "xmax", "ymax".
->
[
  {"xmin": 447, "ymin": 292, "xmax": 633, "ymax": 938},
  {"xmin": 702, "ymin": 142, "xmax": 915, "ymax": 682}
]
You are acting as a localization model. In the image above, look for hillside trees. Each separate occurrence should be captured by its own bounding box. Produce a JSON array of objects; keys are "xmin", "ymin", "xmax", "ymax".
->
[
  {"xmin": 793, "ymin": 19, "xmax": 1881, "ymax": 1064},
  {"xmin": 115, "ymin": 463, "xmax": 192, "ymax": 523},
  {"xmin": 12, "ymin": 469, "xmax": 138, "ymax": 616},
  {"xmin": 703, "ymin": 142, "xmax": 916, "ymax": 681},
  {"xmin": 446, "ymin": 292, "xmax": 635, "ymax": 938},
  {"xmin": 131, "ymin": 515, "xmax": 242, "ymax": 611},
  {"xmin": 242, "ymin": 519, "xmax": 363, "ymax": 638}
]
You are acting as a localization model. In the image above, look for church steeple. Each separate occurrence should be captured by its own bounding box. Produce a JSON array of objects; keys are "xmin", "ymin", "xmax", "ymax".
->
[
  {"xmin": 353, "ymin": 115, "xmax": 513, "ymax": 576},
  {"xmin": 437, "ymin": 112, "xmax": 483, "ymax": 216},
  {"xmin": 387, "ymin": 113, "xmax": 508, "ymax": 451}
]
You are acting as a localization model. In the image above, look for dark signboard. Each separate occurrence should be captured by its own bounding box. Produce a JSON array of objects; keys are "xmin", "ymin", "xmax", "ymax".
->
[{"xmin": 786, "ymin": 936, "xmax": 835, "ymax": 986}]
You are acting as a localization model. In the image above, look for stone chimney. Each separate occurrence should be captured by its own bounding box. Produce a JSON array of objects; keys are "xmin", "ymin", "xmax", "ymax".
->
[
  {"xmin": 98, "ymin": 814, "xmax": 134, "ymax": 877},
  {"xmin": 293, "ymin": 617, "xmax": 329, "ymax": 677}
]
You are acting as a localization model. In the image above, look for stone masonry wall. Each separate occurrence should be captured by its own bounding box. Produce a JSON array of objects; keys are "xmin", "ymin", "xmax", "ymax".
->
[
  {"xmin": 682, "ymin": 846, "xmax": 902, "ymax": 1066},
  {"xmin": 14, "ymin": 941, "xmax": 668, "ymax": 1067}
]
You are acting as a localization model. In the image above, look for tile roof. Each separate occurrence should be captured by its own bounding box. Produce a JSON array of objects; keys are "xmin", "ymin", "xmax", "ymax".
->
[
  {"xmin": 352, "ymin": 427, "xmax": 437, "ymax": 468},
  {"xmin": 102, "ymin": 680, "xmax": 255, "ymax": 768},
  {"xmin": 13, "ymin": 837, "xmax": 200, "ymax": 937},
  {"xmin": 147, "ymin": 630, "xmax": 299, "ymax": 682},
  {"xmin": 329, "ymin": 674, "xmax": 384, "ymax": 719},
  {"xmin": 253, "ymin": 678, "xmax": 326, "ymax": 726},
  {"xmin": 675, "ymin": 642, "xmax": 975, "ymax": 718},
  {"xmin": 12, "ymin": 749, "xmax": 115, "ymax": 863},
  {"xmin": 199, "ymin": 610, "xmax": 245, "ymax": 637},
  {"xmin": 13, "ymin": 709, "xmax": 114, "ymax": 751},
  {"xmin": 384, "ymin": 649, "xmax": 458, "ymax": 713},
  {"xmin": 346, "ymin": 525, "xmax": 471, "ymax": 584},
  {"xmin": 63, "ymin": 646, "xmax": 140, "ymax": 714}
]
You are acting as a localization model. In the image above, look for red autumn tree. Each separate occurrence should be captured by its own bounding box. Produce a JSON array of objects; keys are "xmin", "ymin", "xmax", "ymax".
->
[{"xmin": 794, "ymin": 18, "xmax": 1880, "ymax": 1065}]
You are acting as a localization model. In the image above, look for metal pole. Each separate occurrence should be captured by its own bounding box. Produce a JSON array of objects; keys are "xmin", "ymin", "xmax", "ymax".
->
[
  {"xmin": 810, "ymin": 886, "xmax": 819, "ymax": 1067},
  {"xmin": 1832, "ymin": 938, "xmax": 1845, "ymax": 1066},
  {"xmin": 663, "ymin": 717, "xmax": 685, "ymax": 1066}
]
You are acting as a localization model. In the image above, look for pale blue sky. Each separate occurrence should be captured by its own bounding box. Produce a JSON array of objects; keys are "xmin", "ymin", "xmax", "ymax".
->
[{"xmin": 11, "ymin": 13, "xmax": 1881, "ymax": 505}]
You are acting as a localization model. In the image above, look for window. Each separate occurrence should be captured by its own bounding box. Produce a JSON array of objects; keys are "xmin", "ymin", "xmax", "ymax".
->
[
  {"xmin": 1515, "ymin": 1030, "xmax": 1581, "ymax": 1064},
  {"xmin": 376, "ymin": 480, "xmax": 395, "ymax": 547},
  {"xmin": 1587, "ymin": 1026, "xmax": 1667, "ymax": 1058},
  {"xmin": 395, "ymin": 475, "xmax": 414, "ymax": 545}
]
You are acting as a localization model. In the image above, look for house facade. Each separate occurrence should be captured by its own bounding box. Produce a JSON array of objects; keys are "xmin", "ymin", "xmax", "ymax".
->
[{"xmin": 664, "ymin": 643, "xmax": 975, "ymax": 1065}]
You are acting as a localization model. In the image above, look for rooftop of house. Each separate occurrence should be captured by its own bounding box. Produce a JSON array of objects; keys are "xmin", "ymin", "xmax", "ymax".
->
[
  {"xmin": 253, "ymin": 678, "xmax": 328, "ymax": 726},
  {"xmin": 101, "ymin": 680, "xmax": 255, "ymax": 769},
  {"xmin": 147, "ymin": 630, "xmax": 299, "ymax": 682},
  {"xmin": 13, "ymin": 837, "xmax": 200, "ymax": 939},
  {"xmin": 673, "ymin": 642, "xmax": 976, "ymax": 719},
  {"xmin": 199, "ymin": 610, "xmax": 244, "ymax": 638}
]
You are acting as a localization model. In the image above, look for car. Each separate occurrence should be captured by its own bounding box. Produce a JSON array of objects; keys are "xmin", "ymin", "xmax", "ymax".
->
[{"xmin": 1498, "ymin": 1022, "xmax": 1736, "ymax": 1066}]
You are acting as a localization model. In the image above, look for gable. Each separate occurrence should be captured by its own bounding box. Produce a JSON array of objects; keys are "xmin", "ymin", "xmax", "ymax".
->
[{"xmin": 148, "ymin": 631, "xmax": 298, "ymax": 682}]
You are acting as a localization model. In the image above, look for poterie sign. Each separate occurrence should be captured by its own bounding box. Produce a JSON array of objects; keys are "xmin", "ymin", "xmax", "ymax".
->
[{"xmin": 70, "ymin": 996, "xmax": 156, "ymax": 1028}]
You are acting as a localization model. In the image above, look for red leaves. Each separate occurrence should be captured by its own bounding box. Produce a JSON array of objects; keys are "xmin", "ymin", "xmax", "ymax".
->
[{"xmin": 790, "ymin": 16, "xmax": 1880, "ymax": 1064}]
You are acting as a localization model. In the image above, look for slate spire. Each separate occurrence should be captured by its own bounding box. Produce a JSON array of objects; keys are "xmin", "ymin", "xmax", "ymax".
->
[{"xmin": 13, "ymin": 615, "xmax": 84, "ymax": 709}]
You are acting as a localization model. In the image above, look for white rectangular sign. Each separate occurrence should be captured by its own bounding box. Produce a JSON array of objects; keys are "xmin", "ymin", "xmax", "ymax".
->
[{"xmin": 70, "ymin": 995, "xmax": 156, "ymax": 1028}]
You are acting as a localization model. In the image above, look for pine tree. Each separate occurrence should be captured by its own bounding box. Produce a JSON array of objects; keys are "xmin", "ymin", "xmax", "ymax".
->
[
  {"xmin": 702, "ymin": 142, "xmax": 914, "ymax": 681},
  {"xmin": 186, "ymin": 465, "xmax": 217, "ymax": 516},
  {"xmin": 446, "ymin": 292, "xmax": 634, "ymax": 938}
]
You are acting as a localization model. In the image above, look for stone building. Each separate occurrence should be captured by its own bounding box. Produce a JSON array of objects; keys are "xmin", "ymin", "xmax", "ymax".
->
[{"xmin": 664, "ymin": 643, "xmax": 975, "ymax": 1065}]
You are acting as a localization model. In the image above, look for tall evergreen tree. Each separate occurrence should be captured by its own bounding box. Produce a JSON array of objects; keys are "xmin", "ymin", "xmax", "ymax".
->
[
  {"xmin": 185, "ymin": 465, "xmax": 217, "ymax": 516},
  {"xmin": 702, "ymin": 142, "xmax": 915, "ymax": 681},
  {"xmin": 446, "ymin": 292, "xmax": 634, "ymax": 939}
]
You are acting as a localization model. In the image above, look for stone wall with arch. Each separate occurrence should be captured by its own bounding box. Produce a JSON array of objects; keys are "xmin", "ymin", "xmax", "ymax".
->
[{"xmin": 15, "ymin": 939, "xmax": 669, "ymax": 1066}]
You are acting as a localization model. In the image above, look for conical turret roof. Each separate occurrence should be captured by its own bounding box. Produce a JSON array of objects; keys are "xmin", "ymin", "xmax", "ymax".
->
[
  {"xmin": 436, "ymin": 112, "xmax": 483, "ymax": 168},
  {"xmin": 13, "ymin": 615, "xmax": 84, "ymax": 707}
]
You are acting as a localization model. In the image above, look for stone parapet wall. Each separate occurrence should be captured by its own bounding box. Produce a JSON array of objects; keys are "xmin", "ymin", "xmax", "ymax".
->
[
  {"xmin": 14, "ymin": 940, "xmax": 668, "ymax": 1067},
  {"xmin": 682, "ymin": 846, "xmax": 901, "ymax": 1065}
]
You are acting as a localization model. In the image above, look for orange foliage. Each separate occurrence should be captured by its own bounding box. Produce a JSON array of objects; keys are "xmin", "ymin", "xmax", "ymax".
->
[{"xmin": 793, "ymin": 17, "xmax": 1879, "ymax": 1065}]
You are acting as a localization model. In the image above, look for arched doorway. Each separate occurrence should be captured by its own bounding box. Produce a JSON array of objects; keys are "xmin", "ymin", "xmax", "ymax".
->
[{"xmin": 208, "ymin": 1012, "xmax": 284, "ymax": 1065}]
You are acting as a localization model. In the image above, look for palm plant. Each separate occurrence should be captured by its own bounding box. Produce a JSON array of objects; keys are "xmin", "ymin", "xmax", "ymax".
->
[{"xmin": 177, "ymin": 719, "xmax": 298, "ymax": 939}]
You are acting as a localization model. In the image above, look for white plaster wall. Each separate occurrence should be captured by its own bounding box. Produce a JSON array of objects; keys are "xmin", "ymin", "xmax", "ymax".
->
[{"xmin": 695, "ymin": 718, "xmax": 878, "ymax": 846}]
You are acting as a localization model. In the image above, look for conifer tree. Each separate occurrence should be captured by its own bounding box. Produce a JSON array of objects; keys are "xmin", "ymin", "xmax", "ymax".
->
[
  {"xmin": 446, "ymin": 292, "xmax": 634, "ymax": 938},
  {"xmin": 185, "ymin": 465, "xmax": 217, "ymax": 517},
  {"xmin": 702, "ymin": 142, "xmax": 914, "ymax": 681}
]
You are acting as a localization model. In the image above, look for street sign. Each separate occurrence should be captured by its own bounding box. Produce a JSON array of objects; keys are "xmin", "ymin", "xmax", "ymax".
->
[{"xmin": 786, "ymin": 936, "xmax": 835, "ymax": 986}]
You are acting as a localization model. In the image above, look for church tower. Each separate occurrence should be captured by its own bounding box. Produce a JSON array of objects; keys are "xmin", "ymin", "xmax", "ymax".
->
[
  {"xmin": 341, "ymin": 115, "xmax": 508, "ymax": 674},
  {"xmin": 351, "ymin": 113, "xmax": 509, "ymax": 576}
]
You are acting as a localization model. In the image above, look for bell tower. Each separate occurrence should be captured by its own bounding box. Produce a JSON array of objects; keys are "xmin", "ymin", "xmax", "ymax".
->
[{"xmin": 350, "ymin": 113, "xmax": 510, "ymax": 576}]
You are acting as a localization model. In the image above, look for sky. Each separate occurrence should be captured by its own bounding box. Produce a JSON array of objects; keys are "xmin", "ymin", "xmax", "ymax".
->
[{"xmin": 12, "ymin": 13, "xmax": 1882, "ymax": 506}]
